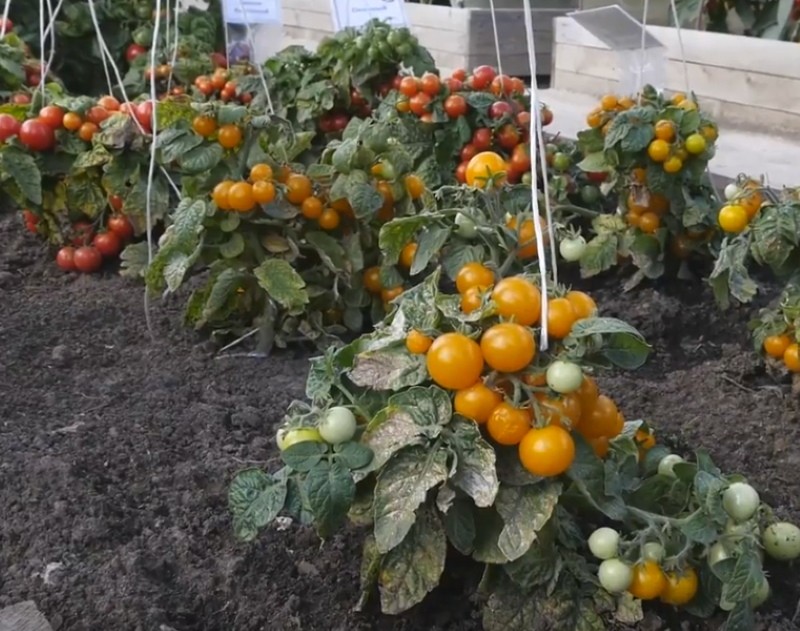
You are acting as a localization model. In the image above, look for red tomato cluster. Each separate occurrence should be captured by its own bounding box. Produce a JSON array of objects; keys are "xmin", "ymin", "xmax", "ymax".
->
[
  {"xmin": 393, "ymin": 65, "xmax": 553, "ymax": 185},
  {"xmin": 192, "ymin": 66, "xmax": 254, "ymax": 104},
  {"xmin": 51, "ymin": 199, "xmax": 135, "ymax": 274}
]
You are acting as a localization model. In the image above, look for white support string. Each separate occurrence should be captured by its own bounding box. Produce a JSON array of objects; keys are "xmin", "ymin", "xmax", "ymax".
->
[
  {"xmin": 520, "ymin": 0, "xmax": 552, "ymax": 350},
  {"xmin": 38, "ymin": 0, "xmax": 45, "ymax": 100},
  {"xmin": 233, "ymin": 0, "xmax": 275, "ymax": 114},
  {"xmin": 668, "ymin": 0, "xmax": 690, "ymax": 95},
  {"xmin": 41, "ymin": 0, "xmax": 65, "ymax": 84},
  {"xmin": 636, "ymin": 0, "xmax": 650, "ymax": 101},
  {"xmin": 487, "ymin": 0, "xmax": 505, "ymax": 92},
  {"xmin": 166, "ymin": 0, "xmax": 181, "ymax": 96},
  {"xmin": 0, "ymin": 0, "xmax": 10, "ymax": 38},
  {"xmin": 146, "ymin": 0, "xmax": 163, "ymax": 269}
]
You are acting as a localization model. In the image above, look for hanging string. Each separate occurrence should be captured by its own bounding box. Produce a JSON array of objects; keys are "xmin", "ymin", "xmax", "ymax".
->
[
  {"xmin": 233, "ymin": 0, "xmax": 275, "ymax": 113},
  {"xmin": 487, "ymin": 0, "xmax": 506, "ymax": 94},
  {"xmin": 0, "ymin": 0, "xmax": 11, "ymax": 37}
]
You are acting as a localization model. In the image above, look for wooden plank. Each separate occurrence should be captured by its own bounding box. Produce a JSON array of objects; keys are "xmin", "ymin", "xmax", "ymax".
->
[
  {"xmin": 553, "ymin": 42, "xmax": 800, "ymax": 115},
  {"xmin": 554, "ymin": 17, "xmax": 800, "ymax": 79},
  {"xmin": 0, "ymin": 602, "xmax": 53, "ymax": 631}
]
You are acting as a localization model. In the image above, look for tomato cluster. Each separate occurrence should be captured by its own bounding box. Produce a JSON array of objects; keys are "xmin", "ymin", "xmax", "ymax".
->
[
  {"xmin": 191, "ymin": 65, "xmax": 254, "ymax": 104},
  {"xmin": 717, "ymin": 178, "xmax": 764, "ymax": 234},
  {"xmin": 211, "ymin": 163, "xmax": 278, "ymax": 214},
  {"xmin": 50, "ymin": 205, "xmax": 135, "ymax": 274},
  {"xmin": 392, "ymin": 64, "xmax": 552, "ymax": 185},
  {"xmin": 403, "ymin": 265, "xmax": 632, "ymax": 477},
  {"xmin": 762, "ymin": 329, "xmax": 800, "ymax": 373}
]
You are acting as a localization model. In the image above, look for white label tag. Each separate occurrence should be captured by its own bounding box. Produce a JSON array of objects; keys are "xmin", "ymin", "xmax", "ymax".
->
[
  {"xmin": 330, "ymin": 0, "xmax": 408, "ymax": 30},
  {"xmin": 222, "ymin": 0, "xmax": 281, "ymax": 25}
]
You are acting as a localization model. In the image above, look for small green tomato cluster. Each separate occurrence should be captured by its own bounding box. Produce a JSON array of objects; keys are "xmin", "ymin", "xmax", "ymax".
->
[{"xmin": 276, "ymin": 406, "xmax": 357, "ymax": 450}]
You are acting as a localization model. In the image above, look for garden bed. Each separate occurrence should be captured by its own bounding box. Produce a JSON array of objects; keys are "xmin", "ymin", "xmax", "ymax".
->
[{"xmin": 1, "ymin": 210, "xmax": 798, "ymax": 630}]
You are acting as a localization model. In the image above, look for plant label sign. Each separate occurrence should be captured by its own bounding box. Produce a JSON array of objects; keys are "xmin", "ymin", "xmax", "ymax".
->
[
  {"xmin": 222, "ymin": 0, "xmax": 281, "ymax": 24},
  {"xmin": 330, "ymin": 0, "xmax": 409, "ymax": 30}
]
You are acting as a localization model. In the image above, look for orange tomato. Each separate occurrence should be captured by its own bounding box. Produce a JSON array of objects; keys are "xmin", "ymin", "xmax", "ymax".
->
[
  {"xmin": 660, "ymin": 567, "xmax": 698, "ymax": 606},
  {"xmin": 535, "ymin": 392, "xmax": 582, "ymax": 429},
  {"xmin": 576, "ymin": 375, "xmax": 599, "ymax": 411},
  {"xmin": 491, "ymin": 276, "xmax": 542, "ymax": 326},
  {"xmin": 318, "ymin": 208, "xmax": 340, "ymax": 231},
  {"xmin": 784, "ymin": 343, "xmax": 800, "ymax": 372},
  {"xmin": 406, "ymin": 330, "xmax": 433, "ymax": 354},
  {"xmin": 363, "ymin": 267, "xmax": 382, "ymax": 294},
  {"xmin": 454, "ymin": 382, "xmax": 502, "ymax": 424},
  {"xmin": 487, "ymin": 403, "xmax": 532, "ymax": 446},
  {"xmin": 301, "ymin": 196, "xmax": 323, "ymax": 219},
  {"xmin": 62, "ymin": 112, "xmax": 82, "ymax": 131},
  {"xmin": 763, "ymin": 334, "xmax": 791, "ymax": 359},
  {"xmin": 78, "ymin": 121, "xmax": 98, "ymax": 142},
  {"xmin": 400, "ymin": 242, "xmax": 418, "ymax": 269},
  {"xmin": 250, "ymin": 163, "xmax": 274, "ymax": 182},
  {"xmin": 518, "ymin": 425, "xmax": 576, "ymax": 477},
  {"xmin": 480, "ymin": 323, "xmax": 536, "ymax": 373},
  {"xmin": 460, "ymin": 287, "xmax": 484, "ymax": 314},
  {"xmin": 579, "ymin": 395, "xmax": 622, "ymax": 439},
  {"xmin": 565, "ymin": 290, "xmax": 597, "ymax": 321},
  {"xmin": 405, "ymin": 173, "xmax": 425, "ymax": 199},
  {"xmin": 629, "ymin": 561, "xmax": 667, "ymax": 600},
  {"xmin": 465, "ymin": 151, "xmax": 508, "ymax": 189},
  {"xmin": 252, "ymin": 181, "xmax": 276, "ymax": 204},
  {"xmin": 192, "ymin": 115, "xmax": 216, "ymax": 137},
  {"xmin": 212, "ymin": 180, "xmax": 234, "ymax": 210},
  {"xmin": 546, "ymin": 297, "xmax": 577, "ymax": 339},
  {"xmin": 590, "ymin": 436, "xmax": 610, "ymax": 459},
  {"xmin": 455, "ymin": 262, "xmax": 494, "ymax": 294},
  {"xmin": 227, "ymin": 182, "xmax": 255, "ymax": 213},
  {"xmin": 285, "ymin": 174, "xmax": 312, "ymax": 205},
  {"xmin": 217, "ymin": 124, "xmax": 242, "ymax": 149},
  {"xmin": 426, "ymin": 333, "xmax": 484, "ymax": 390},
  {"xmin": 381, "ymin": 286, "xmax": 404, "ymax": 303}
]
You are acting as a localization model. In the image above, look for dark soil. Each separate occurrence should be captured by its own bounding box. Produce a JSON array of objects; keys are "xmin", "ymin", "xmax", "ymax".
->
[{"xmin": 1, "ymin": 211, "xmax": 799, "ymax": 631}]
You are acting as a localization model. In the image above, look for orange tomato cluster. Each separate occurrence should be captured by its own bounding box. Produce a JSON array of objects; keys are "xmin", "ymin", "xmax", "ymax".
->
[
  {"xmin": 211, "ymin": 163, "xmax": 277, "ymax": 213},
  {"xmin": 717, "ymin": 180, "xmax": 764, "ymax": 234},
  {"xmin": 403, "ymin": 264, "xmax": 638, "ymax": 478},
  {"xmin": 192, "ymin": 66, "xmax": 255, "ymax": 104},
  {"xmin": 624, "ymin": 171, "xmax": 672, "ymax": 234},
  {"xmin": 631, "ymin": 562, "xmax": 698, "ymax": 604},
  {"xmin": 587, "ymin": 92, "xmax": 717, "ymax": 177},
  {"xmin": 763, "ymin": 331, "xmax": 800, "ymax": 373}
]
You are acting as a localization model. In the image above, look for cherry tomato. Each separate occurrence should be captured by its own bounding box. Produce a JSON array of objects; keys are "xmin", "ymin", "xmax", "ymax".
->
[
  {"xmin": 38, "ymin": 105, "xmax": 64, "ymax": 129},
  {"xmin": 455, "ymin": 262, "xmax": 494, "ymax": 294},
  {"xmin": 629, "ymin": 561, "xmax": 667, "ymax": 600},
  {"xmin": 93, "ymin": 231, "xmax": 122, "ymax": 257},
  {"xmin": 318, "ymin": 407, "xmax": 357, "ymax": 444},
  {"xmin": 426, "ymin": 333, "xmax": 484, "ymax": 390},
  {"xmin": 471, "ymin": 65, "xmax": 497, "ymax": 90},
  {"xmin": 480, "ymin": 322, "xmax": 536, "ymax": 373},
  {"xmin": 55, "ymin": 246, "xmax": 76, "ymax": 271},
  {"xmin": 547, "ymin": 297, "xmax": 577, "ymax": 338},
  {"xmin": 490, "ymin": 276, "xmax": 541, "ymax": 326},
  {"xmin": 107, "ymin": 215, "xmax": 134, "ymax": 241},
  {"xmin": 588, "ymin": 527, "xmax": 620, "ymax": 560},
  {"xmin": 406, "ymin": 330, "xmax": 433, "ymax": 354},
  {"xmin": 0, "ymin": 113, "xmax": 21, "ymax": 141},
  {"xmin": 19, "ymin": 119, "xmax": 56, "ymax": 151},
  {"xmin": 73, "ymin": 246, "xmax": 103, "ymax": 273},
  {"xmin": 518, "ymin": 425, "xmax": 575, "ymax": 477},
  {"xmin": 465, "ymin": 151, "xmax": 507, "ymax": 188},
  {"xmin": 444, "ymin": 94, "xmax": 468, "ymax": 118},
  {"xmin": 486, "ymin": 403, "xmax": 531, "ymax": 445},
  {"xmin": 454, "ymin": 382, "xmax": 502, "ymax": 424},
  {"xmin": 661, "ymin": 568, "xmax": 699, "ymax": 606},
  {"xmin": 126, "ymin": 43, "xmax": 147, "ymax": 63}
]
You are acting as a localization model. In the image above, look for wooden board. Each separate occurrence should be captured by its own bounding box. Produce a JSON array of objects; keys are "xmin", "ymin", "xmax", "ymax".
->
[
  {"xmin": 551, "ymin": 16, "xmax": 800, "ymax": 135},
  {"xmin": 279, "ymin": 0, "xmax": 569, "ymax": 76}
]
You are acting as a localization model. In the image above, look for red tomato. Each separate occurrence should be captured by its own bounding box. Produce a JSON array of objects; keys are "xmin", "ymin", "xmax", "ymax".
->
[
  {"xmin": 497, "ymin": 124, "xmax": 521, "ymax": 150},
  {"xmin": 107, "ymin": 215, "xmax": 135, "ymax": 241},
  {"xmin": 93, "ymin": 232, "xmax": 122, "ymax": 257},
  {"xmin": 73, "ymin": 246, "xmax": 103, "ymax": 273},
  {"xmin": 22, "ymin": 209, "xmax": 38, "ymax": 233},
  {"xmin": 56, "ymin": 247, "xmax": 76, "ymax": 272},
  {"xmin": 472, "ymin": 128, "xmax": 492, "ymax": 151},
  {"xmin": 108, "ymin": 194, "xmax": 124, "ymax": 212},
  {"xmin": 10, "ymin": 93, "xmax": 31, "ymax": 105},
  {"xmin": 471, "ymin": 65, "xmax": 497, "ymax": 90},
  {"xmin": 0, "ymin": 17, "xmax": 14, "ymax": 32},
  {"xmin": 0, "ymin": 113, "xmax": 21, "ymax": 141},
  {"xmin": 489, "ymin": 101, "xmax": 514, "ymax": 119},
  {"xmin": 587, "ymin": 171, "xmax": 608, "ymax": 183},
  {"xmin": 209, "ymin": 52, "xmax": 227, "ymax": 68},
  {"xmin": 38, "ymin": 105, "xmax": 64, "ymax": 129},
  {"xmin": 135, "ymin": 101, "xmax": 153, "ymax": 130},
  {"xmin": 26, "ymin": 73, "xmax": 41, "ymax": 87},
  {"xmin": 19, "ymin": 119, "xmax": 56, "ymax": 151},
  {"xmin": 126, "ymin": 43, "xmax": 147, "ymax": 63},
  {"xmin": 460, "ymin": 143, "xmax": 478, "ymax": 163}
]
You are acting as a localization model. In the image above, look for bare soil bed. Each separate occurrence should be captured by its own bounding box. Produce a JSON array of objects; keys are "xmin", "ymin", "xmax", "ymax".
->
[{"xmin": 1, "ymin": 212, "xmax": 798, "ymax": 631}]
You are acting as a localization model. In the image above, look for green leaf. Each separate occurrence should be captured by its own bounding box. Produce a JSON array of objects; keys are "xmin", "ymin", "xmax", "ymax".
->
[
  {"xmin": 178, "ymin": 143, "xmax": 224, "ymax": 174},
  {"xmin": 495, "ymin": 482, "xmax": 562, "ymax": 561},
  {"xmin": 362, "ymin": 406, "xmax": 425, "ymax": 474},
  {"xmin": 379, "ymin": 216, "xmax": 428, "ymax": 265},
  {"xmin": 281, "ymin": 441, "xmax": 328, "ymax": 472},
  {"xmin": 158, "ymin": 128, "xmax": 203, "ymax": 163},
  {"xmin": 0, "ymin": 147, "xmax": 42, "ymax": 205},
  {"xmin": 472, "ymin": 509, "xmax": 509, "ymax": 564},
  {"xmin": 373, "ymin": 445, "xmax": 449, "ymax": 553},
  {"xmin": 577, "ymin": 152, "xmax": 608, "ymax": 173},
  {"xmin": 720, "ymin": 548, "xmax": 763, "ymax": 604},
  {"xmin": 228, "ymin": 469, "xmax": 288, "ymax": 542},
  {"xmin": 409, "ymin": 226, "xmax": 448, "ymax": 276},
  {"xmin": 443, "ymin": 497, "xmax": 476, "ymax": 555},
  {"xmin": 219, "ymin": 232, "xmax": 245, "ymax": 258},
  {"xmin": 449, "ymin": 418, "xmax": 500, "ymax": 508},
  {"xmin": 335, "ymin": 442, "xmax": 374, "ymax": 470},
  {"xmin": 725, "ymin": 601, "xmax": 755, "ymax": 631},
  {"xmin": 65, "ymin": 171, "xmax": 107, "ymax": 218},
  {"xmin": 348, "ymin": 180, "xmax": 384, "ymax": 219},
  {"xmin": 355, "ymin": 535, "xmax": 381, "ymax": 612},
  {"xmin": 304, "ymin": 460, "xmax": 356, "ymax": 538},
  {"xmin": 379, "ymin": 505, "xmax": 446, "ymax": 615},
  {"xmin": 348, "ymin": 346, "xmax": 428, "ymax": 391},
  {"xmin": 679, "ymin": 510, "xmax": 719, "ymax": 544},
  {"xmin": 503, "ymin": 533, "xmax": 558, "ymax": 589},
  {"xmin": 566, "ymin": 435, "xmax": 627, "ymax": 520},
  {"xmin": 198, "ymin": 267, "xmax": 248, "ymax": 326},
  {"xmin": 254, "ymin": 258, "xmax": 309, "ymax": 313},
  {"xmin": 386, "ymin": 386, "xmax": 452, "ymax": 437},
  {"xmin": 579, "ymin": 232, "xmax": 619, "ymax": 278},
  {"xmin": 565, "ymin": 317, "xmax": 652, "ymax": 369},
  {"xmin": 442, "ymin": 243, "xmax": 486, "ymax": 280},
  {"xmin": 614, "ymin": 592, "xmax": 643, "ymax": 624},
  {"xmin": 304, "ymin": 230, "xmax": 348, "ymax": 272},
  {"xmin": 306, "ymin": 348, "xmax": 338, "ymax": 402},
  {"xmin": 394, "ymin": 268, "xmax": 441, "ymax": 330},
  {"xmin": 332, "ymin": 138, "xmax": 359, "ymax": 174},
  {"xmin": 709, "ymin": 237, "xmax": 758, "ymax": 309},
  {"xmin": 750, "ymin": 203, "xmax": 800, "ymax": 272}
]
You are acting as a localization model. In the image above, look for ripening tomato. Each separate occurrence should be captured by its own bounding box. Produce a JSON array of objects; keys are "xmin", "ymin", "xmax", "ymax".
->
[
  {"xmin": 98, "ymin": 96, "xmax": 121, "ymax": 112},
  {"xmin": 419, "ymin": 72, "xmax": 441, "ymax": 96},
  {"xmin": 93, "ymin": 231, "xmax": 122, "ymax": 258},
  {"xmin": 518, "ymin": 425, "xmax": 575, "ymax": 477},
  {"xmin": 444, "ymin": 94, "xmax": 468, "ymax": 118},
  {"xmin": 509, "ymin": 143, "xmax": 531, "ymax": 174},
  {"xmin": 78, "ymin": 122, "xmax": 98, "ymax": 142},
  {"xmin": 496, "ymin": 124, "xmax": 521, "ymax": 150},
  {"xmin": 535, "ymin": 393, "xmax": 582, "ymax": 429},
  {"xmin": 192, "ymin": 115, "xmax": 216, "ymax": 137},
  {"xmin": 460, "ymin": 286, "xmax": 483, "ymax": 314},
  {"xmin": 134, "ymin": 101, "xmax": 153, "ymax": 131},
  {"xmin": 211, "ymin": 180, "xmax": 234, "ymax": 210},
  {"xmin": 86, "ymin": 106, "xmax": 110, "ymax": 126},
  {"xmin": 126, "ymin": 43, "xmax": 147, "ymax": 63},
  {"xmin": 62, "ymin": 112, "xmax": 82, "ymax": 131},
  {"xmin": 507, "ymin": 215, "xmax": 548, "ymax": 259},
  {"xmin": 71, "ymin": 221, "xmax": 95, "ymax": 246},
  {"xmin": 107, "ymin": 214, "xmax": 134, "ymax": 241},
  {"xmin": 250, "ymin": 163, "xmax": 274, "ymax": 182},
  {"xmin": 399, "ymin": 242, "xmax": 418, "ymax": 269},
  {"xmin": 426, "ymin": 332, "xmax": 484, "ymax": 390},
  {"xmin": 399, "ymin": 76, "xmax": 419, "ymax": 97},
  {"xmin": 480, "ymin": 323, "xmax": 536, "ymax": 373},
  {"xmin": 491, "ymin": 276, "xmax": 541, "ymax": 326},
  {"xmin": 55, "ymin": 246, "xmax": 76, "ymax": 271},
  {"xmin": 660, "ymin": 567, "xmax": 698, "ymax": 606},
  {"xmin": 19, "ymin": 119, "xmax": 56, "ymax": 151},
  {"xmin": 629, "ymin": 562, "xmax": 667, "ymax": 600},
  {"xmin": 409, "ymin": 92, "xmax": 432, "ymax": 117},
  {"xmin": 785, "ymin": 343, "xmax": 800, "ymax": 372},
  {"xmin": 73, "ymin": 246, "xmax": 103, "ymax": 273},
  {"xmin": 404, "ymin": 174, "xmax": 425, "ymax": 200},
  {"xmin": 455, "ymin": 262, "xmax": 494, "ymax": 294},
  {"xmin": 576, "ymin": 375, "xmax": 599, "ymax": 411},
  {"xmin": 0, "ymin": 113, "xmax": 21, "ymax": 141},
  {"xmin": 301, "ymin": 196, "xmax": 324, "ymax": 220},
  {"xmin": 486, "ymin": 403, "xmax": 531, "ymax": 446},
  {"xmin": 454, "ymin": 382, "xmax": 502, "ymax": 424},
  {"xmin": 489, "ymin": 101, "xmax": 514, "ymax": 119},
  {"xmin": 465, "ymin": 151, "xmax": 508, "ymax": 189},
  {"xmin": 38, "ymin": 105, "xmax": 64, "ymax": 129}
]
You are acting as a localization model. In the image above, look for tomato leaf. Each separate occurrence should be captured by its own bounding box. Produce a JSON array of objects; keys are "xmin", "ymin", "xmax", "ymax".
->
[
  {"xmin": 281, "ymin": 441, "xmax": 328, "ymax": 472},
  {"xmin": 387, "ymin": 386, "xmax": 452, "ymax": 436},
  {"xmin": 347, "ymin": 180, "xmax": 384, "ymax": 219},
  {"xmin": 750, "ymin": 203, "xmax": 800, "ymax": 273},
  {"xmin": 228, "ymin": 468, "xmax": 288, "ymax": 542},
  {"xmin": 305, "ymin": 231, "xmax": 348, "ymax": 272},
  {"xmin": 306, "ymin": 348, "xmax": 338, "ymax": 403},
  {"xmin": 303, "ymin": 460, "xmax": 355, "ymax": 539},
  {"xmin": 157, "ymin": 128, "xmax": 203, "ymax": 164},
  {"xmin": 576, "ymin": 152, "xmax": 608, "ymax": 173},
  {"xmin": 442, "ymin": 243, "xmax": 487, "ymax": 281},
  {"xmin": 566, "ymin": 435, "xmax": 627, "ymax": 520},
  {"xmin": 334, "ymin": 442, "xmax": 373, "ymax": 470},
  {"xmin": 178, "ymin": 143, "xmax": 224, "ymax": 174},
  {"xmin": 394, "ymin": 268, "xmax": 441, "ymax": 331},
  {"xmin": 448, "ymin": 418, "xmax": 500, "ymax": 508},
  {"xmin": 355, "ymin": 535, "xmax": 381, "ymax": 612},
  {"xmin": 254, "ymin": 258, "xmax": 309, "ymax": 313},
  {"xmin": 219, "ymin": 232, "xmax": 245, "ymax": 259},
  {"xmin": 564, "ymin": 317, "xmax": 651, "ymax": 370},
  {"xmin": 373, "ymin": 445, "xmax": 449, "ymax": 554},
  {"xmin": 378, "ymin": 504, "xmax": 446, "ymax": 615},
  {"xmin": 198, "ymin": 267, "xmax": 248, "ymax": 327},
  {"xmin": 348, "ymin": 346, "xmax": 427, "ymax": 391},
  {"xmin": 614, "ymin": 592, "xmax": 643, "ymax": 624},
  {"xmin": 379, "ymin": 216, "xmax": 429, "ymax": 265},
  {"xmin": 579, "ymin": 232, "xmax": 619, "ymax": 278},
  {"xmin": 443, "ymin": 497, "xmax": 477, "ymax": 555},
  {"xmin": 724, "ymin": 601, "xmax": 755, "ymax": 631},
  {"xmin": 0, "ymin": 147, "xmax": 42, "ymax": 205},
  {"xmin": 503, "ymin": 531, "xmax": 559, "ymax": 590},
  {"xmin": 332, "ymin": 138, "xmax": 359, "ymax": 174},
  {"xmin": 472, "ymin": 509, "xmax": 509, "ymax": 564},
  {"xmin": 709, "ymin": 236, "xmax": 758, "ymax": 308},
  {"xmin": 361, "ymin": 406, "xmax": 426, "ymax": 475},
  {"xmin": 721, "ymin": 548, "xmax": 763, "ymax": 603},
  {"xmin": 495, "ymin": 482, "xmax": 561, "ymax": 561},
  {"xmin": 409, "ymin": 226, "xmax": 448, "ymax": 276}
]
